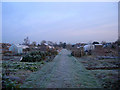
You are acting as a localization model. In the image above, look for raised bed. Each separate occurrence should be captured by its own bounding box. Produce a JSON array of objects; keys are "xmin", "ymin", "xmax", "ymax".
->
[{"xmin": 86, "ymin": 66, "xmax": 119, "ymax": 70}]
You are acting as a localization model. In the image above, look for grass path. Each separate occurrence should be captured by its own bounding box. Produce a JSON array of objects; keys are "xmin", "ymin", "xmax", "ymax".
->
[{"xmin": 21, "ymin": 49, "xmax": 102, "ymax": 88}]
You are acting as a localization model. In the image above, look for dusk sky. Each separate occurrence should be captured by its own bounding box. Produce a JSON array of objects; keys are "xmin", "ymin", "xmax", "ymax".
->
[{"xmin": 2, "ymin": 2, "xmax": 118, "ymax": 44}]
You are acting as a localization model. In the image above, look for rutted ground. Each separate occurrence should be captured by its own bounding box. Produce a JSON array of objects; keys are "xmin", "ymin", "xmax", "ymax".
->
[{"xmin": 22, "ymin": 49, "xmax": 102, "ymax": 88}]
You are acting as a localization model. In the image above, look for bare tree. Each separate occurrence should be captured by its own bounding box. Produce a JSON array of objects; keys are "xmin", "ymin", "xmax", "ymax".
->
[
  {"xmin": 31, "ymin": 41, "xmax": 36, "ymax": 46},
  {"xmin": 41, "ymin": 40, "xmax": 46, "ymax": 45},
  {"xmin": 47, "ymin": 41, "xmax": 54, "ymax": 46},
  {"xmin": 101, "ymin": 41, "xmax": 106, "ymax": 45},
  {"xmin": 59, "ymin": 42, "xmax": 63, "ymax": 47},
  {"xmin": 23, "ymin": 37, "xmax": 30, "ymax": 45}
]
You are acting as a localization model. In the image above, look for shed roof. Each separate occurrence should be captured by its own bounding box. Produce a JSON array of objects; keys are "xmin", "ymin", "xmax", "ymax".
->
[{"xmin": 12, "ymin": 44, "xmax": 29, "ymax": 49}]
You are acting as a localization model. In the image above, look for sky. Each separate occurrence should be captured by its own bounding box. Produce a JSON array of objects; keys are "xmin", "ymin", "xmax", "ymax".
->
[{"xmin": 2, "ymin": 2, "xmax": 118, "ymax": 44}]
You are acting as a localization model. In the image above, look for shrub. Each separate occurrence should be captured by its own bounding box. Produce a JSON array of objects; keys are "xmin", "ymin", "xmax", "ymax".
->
[
  {"xmin": 21, "ymin": 50, "xmax": 58, "ymax": 62},
  {"xmin": 2, "ymin": 75, "xmax": 21, "ymax": 88},
  {"xmin": 41, "ymin": 61, "xmax": 44, "ymax": 64}
]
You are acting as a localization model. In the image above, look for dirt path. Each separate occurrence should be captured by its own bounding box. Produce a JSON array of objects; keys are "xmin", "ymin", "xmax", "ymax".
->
[{"xmin": 22, "ymin": 49, "xmax": 102, "ymax": 88}]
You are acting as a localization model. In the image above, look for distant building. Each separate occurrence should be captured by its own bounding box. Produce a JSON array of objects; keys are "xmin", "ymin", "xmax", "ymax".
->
[
  {"xmin": 83, "ymin": 44, "xmax": 95, "ymax": 52},
  {"xmin": 94, "ymin": 44, "xmax": 103, "ymax": 49},
  {"xmin": 9, "ymin": 44, "xmax": 29, "ymax": 54}
]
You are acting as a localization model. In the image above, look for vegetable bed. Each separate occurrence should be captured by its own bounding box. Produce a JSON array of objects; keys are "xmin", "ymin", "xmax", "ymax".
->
[{"xmin": 2, "ymin": 60, "xmax": 45, "ymax": 88}]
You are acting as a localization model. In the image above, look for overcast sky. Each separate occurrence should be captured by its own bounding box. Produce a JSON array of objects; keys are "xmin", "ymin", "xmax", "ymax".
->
[{"xmin": 2, "ymin": 2, "xmax": 118, "ymax": 44}]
